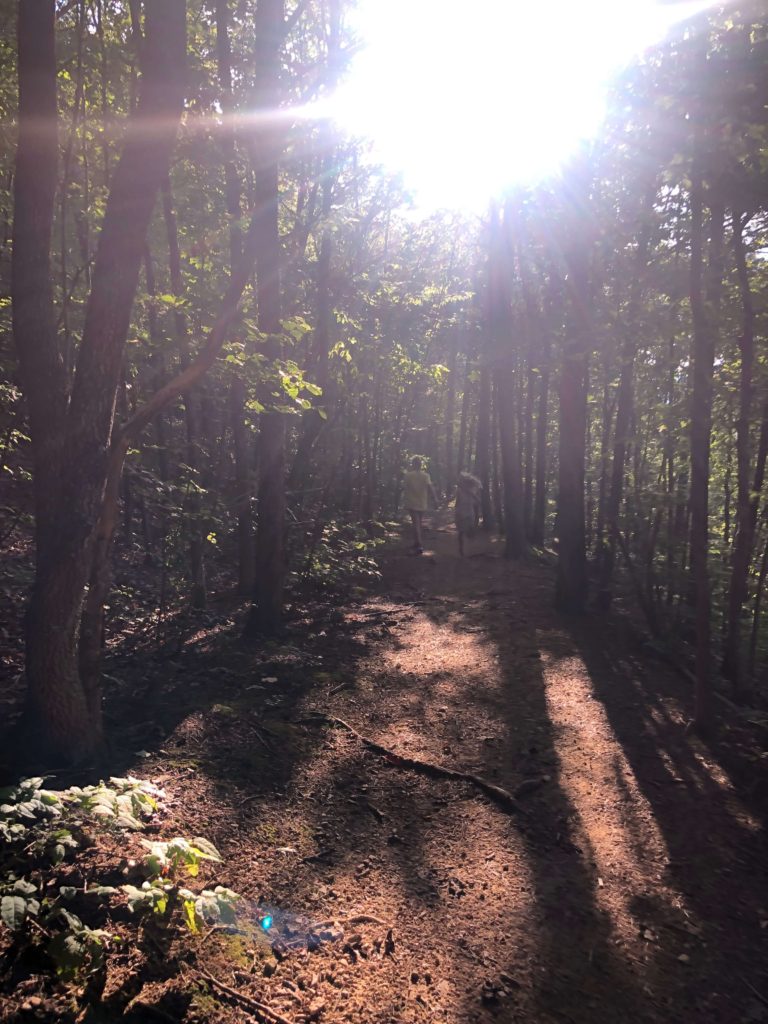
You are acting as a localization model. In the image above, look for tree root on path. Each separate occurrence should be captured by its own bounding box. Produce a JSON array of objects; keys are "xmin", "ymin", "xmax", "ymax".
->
[
  {"xmin": 187, "ymin": 964, "xmax": 296, "ymax": 1024},
  {"xmin": 311, "ymin": 913, "xmax": 387, "ymax": 930},
  {"xmin": 297, "ymin": 713, "xmax": 527, "ymax": 815}
]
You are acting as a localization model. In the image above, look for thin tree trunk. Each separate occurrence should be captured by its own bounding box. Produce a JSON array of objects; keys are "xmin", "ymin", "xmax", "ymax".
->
[
  {"xmin": 457, "ymin": 355, "xmax": 472, "ymax": 475},
  {"xmin": 246, "ymin": 0, "xmax": 286, "ymax": 637},
  {"xmin": 722, "ymin": 210, "xmax": 759, "ymax": 698},
  {"xmin": 556, "ymin": 248, "xmax": 590, "ymax": 613},
  {"xmin": 215, "ymin": 0, "xmax": 255, "ymax": 592},
  {"xmin": 598, "ymin": 185, "xmax": 654, "ymax": 606},
  {"xmin": 161, "ymin": 175, "xmax": 207, "ymax": 607},
  {"xmin": 748, "ymin": 516, "xmax": 768, "ymax": 677},
  {"xmin": 493, "ymin": 380, "xmax": 505, "ymax": 532},
  {"xmin": 475, "ymin": 364, "xmax": 494, "ymax": 531},
  {"xmin": 498, "ymin": 363, "xmax": 525, "ymax": 558},
  {"xmin": 532, "ymin": 314, "xmax": 551, "ymax": 547},
  {"xmin": 445, "ymin": 331, "xmax": 457, "ymax": 494},
  {"xmin": 688, "ymin": 144, "xmax": 723, "ymax": 731}
]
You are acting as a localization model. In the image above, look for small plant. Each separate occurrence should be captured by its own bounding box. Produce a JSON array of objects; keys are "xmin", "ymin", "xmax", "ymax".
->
[
  {"xmin": 297, "ymin": 520, "xmax": 383, "ymax": 590},
  {"xmin": 121, "ymin": 834, "xmax": 239, "ymax": 934},
  {"xmin": 0, "ymin": 776, "xmax": 242, "ymax": 987},
  {"xmin": 0, "ymin": 878, "xmax": 112, "ymax": 981},
  {"xmin": 0, "ymin": 877, "xmax": 40, "ymax": 930},
  {"xmin": 140, "ymin": 835, "xmax": 222, "ymax": 878},
  {"xmin": 46, "ymin": 908, "xmax": 111, "ymax": 981},
  {"xmin": 0, "ymin": 775, "xmax": 162, "ymax": 860}
]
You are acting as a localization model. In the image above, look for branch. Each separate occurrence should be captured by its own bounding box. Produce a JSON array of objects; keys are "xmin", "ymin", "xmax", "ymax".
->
[{"xmin": 117, "ymin": 212, "xmax": 260, "ymax": 447}]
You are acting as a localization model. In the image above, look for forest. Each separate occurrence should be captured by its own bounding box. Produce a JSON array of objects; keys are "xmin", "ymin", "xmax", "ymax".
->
[{"xmin": 0, "ymin": 1, "xmax": 767, "ymax": 1022}]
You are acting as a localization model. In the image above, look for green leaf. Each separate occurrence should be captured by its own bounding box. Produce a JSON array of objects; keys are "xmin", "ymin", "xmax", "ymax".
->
[
  {"xmin": 48, "ymin": 932, "xmax": 84, "ymax": 972},
  {"xmin": 191, "ymin": 837, "xmax": 222, "ymax": 862},
  {"xmin": 1, "ymin": 895, "xmax": 28, "ymax": 930},
  {"xmin": 182, "ymin": 898, "xmax": 199, "ymax": 934},
  {"xmin": 11, "ymin": 879, "xmax": 37, "ymax": 896}
]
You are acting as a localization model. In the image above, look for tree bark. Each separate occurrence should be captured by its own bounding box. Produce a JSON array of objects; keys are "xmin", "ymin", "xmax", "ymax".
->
[
  {"xmin": 457, "ymin": 355, "xmax": 472, "ymax": 475},
  {"xmin": 556, "ymin": 226, "xmax": 591, "ymax": 614},
  {"xmin": 286, "ymin": 0, "xmax": 341, "ymax": 498},
  {"xmin": 531, "ymin": 282, "xmax": 553, "ymax": 547},
  {"xmin": 246, "ymin": 0, "xmax": 286, "ymax": 637},
  {"xmin": 215, "ymin": 0, "xmax": 255, "ymax": 593},
  {"xmin": 475, "ymin": 364, "xmax": 494, "ymax": 531},
  {"xmin": 161, "ymin": 175, "xmax": 207, "ymax": 607},
  {"xmin": 688, "ymin": 148, "xmax": 722, "ymax": 732},
  {"xmin": 15, "ymin": 1, "xmax": 187, "ymax": 764},
  {"xmin": 444, "ymin": 330, "xmax": 457, "ymax": 494},
  {"xmin": 597, "ymin": 183, "xmax": 655, "ymax": 606},
  {"xmin": 722, "ymin": 210, "xmax": 761, "ymax": 698}
]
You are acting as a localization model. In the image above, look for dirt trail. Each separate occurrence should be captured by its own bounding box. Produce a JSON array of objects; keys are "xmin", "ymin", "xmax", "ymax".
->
[{"xmin": 102, "ymin": 518, "xmax": 768, "ymax": 1024}]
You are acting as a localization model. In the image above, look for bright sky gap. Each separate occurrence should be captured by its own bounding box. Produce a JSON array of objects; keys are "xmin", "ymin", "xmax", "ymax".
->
[{"xmin": 322, "ymin": 0, "xmax": 713, "ymax": 209}]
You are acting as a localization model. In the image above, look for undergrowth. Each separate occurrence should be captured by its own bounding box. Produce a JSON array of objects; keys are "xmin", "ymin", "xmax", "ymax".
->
[{"xmin": 0, "ymin": 775, "xmax": 240, "ymax": 987}]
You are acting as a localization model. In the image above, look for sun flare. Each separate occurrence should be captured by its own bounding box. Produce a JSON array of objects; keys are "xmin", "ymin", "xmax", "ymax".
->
[{"xmin": 328, "ymin": 0, "xmax": 711, "ymax": 209}]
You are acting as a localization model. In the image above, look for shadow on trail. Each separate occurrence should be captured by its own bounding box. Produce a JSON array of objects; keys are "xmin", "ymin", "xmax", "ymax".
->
[
  {"xmin": 569, "ymin": 613, "xmax": 768, "ymax": 1021},
  {"xmin": 10, "ymin": 514, "xmax": 764, "ymax": 1024},
  {"xmin": 398, "ymin": 562, "xmax": 654, "ymax": 1024},
  {"xmin": 360, "ymin": 519, "xmax": 768, "ymax": 1022}
]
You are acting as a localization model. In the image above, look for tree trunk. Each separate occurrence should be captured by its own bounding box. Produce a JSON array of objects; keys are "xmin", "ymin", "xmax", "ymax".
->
[
  {"xmin": 556, "ymin": 241, "xmax": 590, "ymax": 614},
  {"xmin": 688, "ymin": 149, "xmax": 723, "ymax": 731},
  {"xmin": 161, "ymin": 175, "xmax": 207, "ymax": 608},
  {"xmin": 598, "ymin": 184, "xmax": 655, "ymax": 606},
  {"xmin": 475, "ymin": 364, "xmax": 494, "ymax": 531},
  {"xmin": 215, "ymin": 0, "xmax": 255, "ymax": 592},
  {"xmin": 748, "ymin": 514, "xmax": 768, "ymax": 677},
  {"xmin": 498, "ymin": 363, "xmax": 525, "ymax": 558},
  {"xmin": 14, "ymin": 1, "xmax": 186, "ymax": 764},
  {"xmin": 532, "ymin": 312, "xmax": 551, "ymax": 547},
  {"xmin": 246, "ymin": 0, "xmax": 286, "ymax": 637},
  {"xmin": 722, "ymin": 211, "xmax": 760, "ymax": 698},
  {"xmin": 457, "ymin": 355, "xmax": 472, "ymax": 475},
  {"xmin": 444, "ymin": 331, "xmax": 457, "ymax": 494}
]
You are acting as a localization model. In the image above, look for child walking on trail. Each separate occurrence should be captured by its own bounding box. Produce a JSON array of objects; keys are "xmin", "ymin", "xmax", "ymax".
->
[
  {"xmin": 403, "ymin": 455, "xmax": 439, "ymax": 554},
  {"xmin": 454, "ymin": 471, "xmax": 482, "ymax": 556}
]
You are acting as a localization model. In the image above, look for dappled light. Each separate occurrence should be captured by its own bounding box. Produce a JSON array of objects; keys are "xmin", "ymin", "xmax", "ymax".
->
[
  {"xmin": 2, "ymin": 1, "xmax": 768, "ymax": 1022},
  {"xmin": 540, "ymin": 648, "xmax": 682, "ymax": 947}
]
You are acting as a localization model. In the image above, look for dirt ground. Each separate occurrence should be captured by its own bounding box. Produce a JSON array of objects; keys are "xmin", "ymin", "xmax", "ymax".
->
[{"xmin": 2, "ymin": 516, "xmax": 768, "ymax": 1023}]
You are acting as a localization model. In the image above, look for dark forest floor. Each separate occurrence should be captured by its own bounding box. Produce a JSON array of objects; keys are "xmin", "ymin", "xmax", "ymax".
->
[{"xmin": 2, "ymin": 517, "xmax": 768, "ymax": 1023}]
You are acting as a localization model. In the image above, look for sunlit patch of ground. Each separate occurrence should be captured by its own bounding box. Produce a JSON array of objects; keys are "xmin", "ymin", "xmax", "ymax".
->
[
  {"xmin": 104, "ymin": 517, "xmax": 767, "ymax": 1024},
  {"xmin": 539, "ymin": 647, "xmax": 686, "ymax": 947}
]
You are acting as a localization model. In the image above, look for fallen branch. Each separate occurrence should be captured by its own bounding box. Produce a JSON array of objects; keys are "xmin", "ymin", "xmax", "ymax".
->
[
  {"xmin": 189, "ymin": 964, "xmax": 296, "ymax": 1024},
  {"xmin": 298, "ymin": 713, "xmax": 525, "ymax": 815}
]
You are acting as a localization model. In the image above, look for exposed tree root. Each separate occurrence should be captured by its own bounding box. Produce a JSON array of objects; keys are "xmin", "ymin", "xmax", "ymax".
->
[
  {"xmin": 189, "ymin": 964, "xmax": 296, "ymax": 1024},
  {"xmin": 298, "ymin": 713, "xmax": 526, "ymax": 815},
  {"xmin": 311, "ymin": 913, "xmax": 388, "ymax": 930}
]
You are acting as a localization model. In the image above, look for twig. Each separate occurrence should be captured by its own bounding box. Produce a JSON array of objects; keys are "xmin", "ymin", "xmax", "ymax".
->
[
  {"xmin": 297, "ymin": 713, "xmax": 525, "ymax": 815},
  {"xmin": 189, "ymin": 964, "xmax": 296, "ymax": 1024},
  {"xmin": 741, "ymin": 975, "xmax": 768, "ymax": 1009},
  {"xmin": 27, "ymin": 916, "xmax": 52, "ymax": 940},
  {"xmin": 311, "ymin": 913, "xmax": 387, "ymax": 930}
]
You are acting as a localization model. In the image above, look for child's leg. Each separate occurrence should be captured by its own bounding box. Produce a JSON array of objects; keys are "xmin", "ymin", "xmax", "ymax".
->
[
  {"xmin": 410, "ymin": 511, "xmax": 423, "ymax": 550},
  {"xmin": 415, "ymin": 511, "xmax": 423, "ymax": 549}
]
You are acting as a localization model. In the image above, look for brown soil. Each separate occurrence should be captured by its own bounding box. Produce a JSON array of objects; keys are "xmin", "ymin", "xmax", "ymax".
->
[{"xmin": 2, "ymin": 518, "xmax": 768, "ymax": 1024}]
